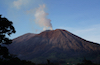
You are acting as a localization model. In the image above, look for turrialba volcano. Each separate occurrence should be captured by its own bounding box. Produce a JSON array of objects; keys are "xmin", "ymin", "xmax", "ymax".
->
[{"xmin": 7, "ymin": 29, "xmax": 100, "ymax": 64}]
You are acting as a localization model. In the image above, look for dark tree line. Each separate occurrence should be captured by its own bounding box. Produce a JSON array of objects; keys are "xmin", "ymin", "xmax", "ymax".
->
[
  {"xmin": 0, "ymin": 15, "xmax": 35, "ymax": 65},
  {"xmin": 0, "ymin": 15, "xmax": 16, "ymax": 60},
  {"xmin": 77, "ymin": 58, "xmax": 100, "ymax": 65}
]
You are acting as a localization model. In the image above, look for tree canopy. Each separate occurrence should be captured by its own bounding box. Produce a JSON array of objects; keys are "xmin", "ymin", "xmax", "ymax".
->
[
  {"xmin": 0, "ymin": 15, "xmax": 16, "ymax": 45},
  {"xmin": 0, "ymin": 15, "xmax": 16, "ymax": 59},
  {"xmin": 0, "ymin": 15, "xmax": 36, "ymax": 65}
]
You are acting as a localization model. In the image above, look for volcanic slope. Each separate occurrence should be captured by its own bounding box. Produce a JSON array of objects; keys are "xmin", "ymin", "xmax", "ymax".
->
[{"xmin": 7, "ymin": 29, "xmax": 100, "ymax": 64}]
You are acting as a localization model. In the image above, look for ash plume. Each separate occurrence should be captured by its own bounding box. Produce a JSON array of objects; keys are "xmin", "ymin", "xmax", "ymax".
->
[{"xmin": 34, "ymin": 4, "xmax": 53, "ymax": 30}]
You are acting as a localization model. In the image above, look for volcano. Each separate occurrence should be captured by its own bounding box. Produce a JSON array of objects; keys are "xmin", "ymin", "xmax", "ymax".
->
[{"xmin": 7, "ymin": 29, "xmax": 100, "ymax": 64}]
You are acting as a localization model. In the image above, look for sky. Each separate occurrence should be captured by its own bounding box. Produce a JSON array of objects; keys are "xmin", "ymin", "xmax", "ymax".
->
[{"xmin": 0, "ymin": 0, "xmax": 100, "ymax": 43}]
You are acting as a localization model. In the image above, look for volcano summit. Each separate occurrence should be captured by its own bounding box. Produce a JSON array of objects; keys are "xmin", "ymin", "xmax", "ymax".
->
[{"xmin": 7, "ymin": 29, "xmax": 100, "ymax": 64}]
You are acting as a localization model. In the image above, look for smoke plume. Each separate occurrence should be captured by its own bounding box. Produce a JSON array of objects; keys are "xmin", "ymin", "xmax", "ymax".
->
[{"xmin": 34, "ymin": 4, "xmax": 53, "ymax": 31}]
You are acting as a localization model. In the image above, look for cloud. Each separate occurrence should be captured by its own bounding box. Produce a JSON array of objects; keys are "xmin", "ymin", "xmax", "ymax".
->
[{"xmin": 13, "ymin": 0, "xmax": 30, "ymax": 9}]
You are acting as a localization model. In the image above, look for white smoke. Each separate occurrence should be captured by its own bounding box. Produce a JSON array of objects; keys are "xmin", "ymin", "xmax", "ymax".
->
[{"xmin": 34, "ymin": 4, "xmax": 53, "ymax": 31}]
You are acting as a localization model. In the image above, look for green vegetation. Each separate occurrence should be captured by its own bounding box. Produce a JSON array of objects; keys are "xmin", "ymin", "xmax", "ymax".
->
[
  {"xmin": 77, "ymin": 58, "xmax": 100, "ymax": 65},
  {"xmin": 0, "ymin": 57, "xmax": 35, "ymax": 65}
]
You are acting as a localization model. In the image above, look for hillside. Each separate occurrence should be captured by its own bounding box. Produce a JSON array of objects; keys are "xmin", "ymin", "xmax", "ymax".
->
[{"xmin": 7, "ymin": 29, "xmax": 100, "ymax": 64}]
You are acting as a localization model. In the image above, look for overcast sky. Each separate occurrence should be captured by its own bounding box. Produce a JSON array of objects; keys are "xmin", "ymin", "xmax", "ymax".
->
[{"xmin": 0, "ymin": 0, "xmax": 100, "ymax": 43}]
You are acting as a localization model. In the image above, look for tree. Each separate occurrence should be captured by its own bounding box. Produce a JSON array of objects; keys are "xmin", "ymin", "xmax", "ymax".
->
[
  {"xmin": 0, "ymin": 15, "xmax": 16, "ymax": 45},
  {"xmin": 77, "ymin": 58, "xmax": 97, "ymax": 65},
  {"xmin": 0, "ymin": 15, "xmax": 16, "ymax": 59},
  {"xmin": 0, "ymin": 15, "xmax": 36, "ymax": 65}
]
